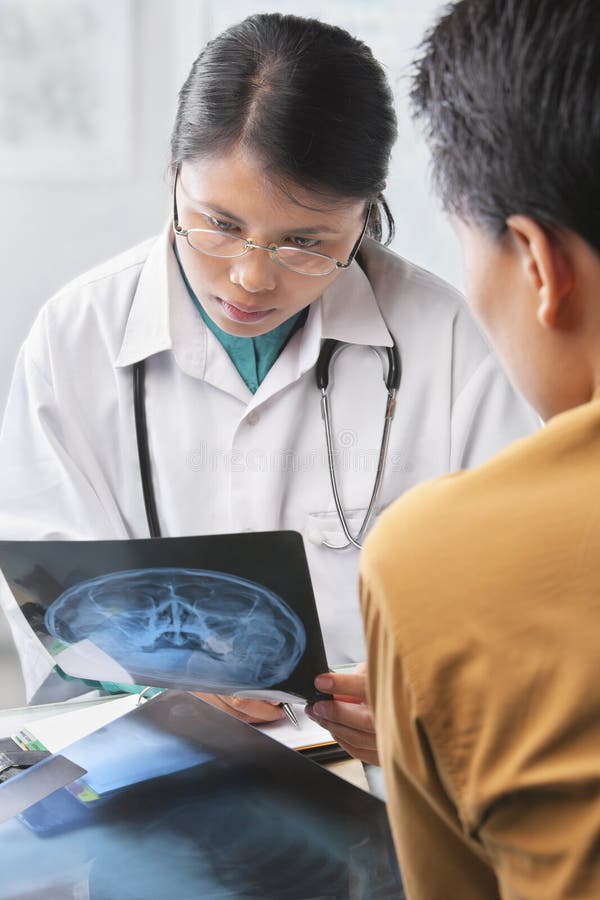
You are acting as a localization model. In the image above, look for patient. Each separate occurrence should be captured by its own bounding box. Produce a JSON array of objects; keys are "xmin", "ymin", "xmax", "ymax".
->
[{"xmin": 360, "ymin": 0, "xmax": 600, "ymax": 897}]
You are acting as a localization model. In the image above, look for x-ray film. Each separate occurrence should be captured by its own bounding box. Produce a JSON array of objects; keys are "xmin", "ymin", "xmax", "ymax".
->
[
  {"xmin": 0, "ymin": 532, "xmax": 329, "ymax": 703},
  {"xmin": 0, "ymin": 691, "xmax": 404, "ymax": 899}
]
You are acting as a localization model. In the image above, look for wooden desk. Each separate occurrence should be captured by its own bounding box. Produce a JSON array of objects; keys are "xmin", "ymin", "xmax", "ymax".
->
[{"xmin": 324, "ymin": 756, "xmax": 369, "ymax": 791}]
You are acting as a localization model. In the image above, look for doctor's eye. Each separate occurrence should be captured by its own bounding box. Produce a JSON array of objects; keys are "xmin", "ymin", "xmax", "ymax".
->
[
  {"xmin": 284, "ymin": 235, "xmax": 320, "ymax": 249},
  {"xmin": 203, "ymin": 214, "xmax": 240, "ymax": 233}
]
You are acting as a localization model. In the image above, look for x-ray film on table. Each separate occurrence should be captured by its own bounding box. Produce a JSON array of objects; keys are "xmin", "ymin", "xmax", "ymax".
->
[
  {"xmin": 0, "ymin": 531, "xmax": 329, "ymax": 703},
  {"xmin": 0, "ymin": 691, "xmax": 403, "ymax": 899}
]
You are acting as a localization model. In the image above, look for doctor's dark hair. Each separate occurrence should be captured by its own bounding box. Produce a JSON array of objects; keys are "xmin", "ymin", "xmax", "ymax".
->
[
  {"xmin": 170, "ymin": 13, "xmax": 397, "ymax": 244},
  {"xmin": 410, "ymin": 0, "xmax": 600, "ymax": 256}
]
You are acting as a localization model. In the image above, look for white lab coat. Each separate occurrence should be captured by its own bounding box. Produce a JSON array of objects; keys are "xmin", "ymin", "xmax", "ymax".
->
[{"xmin": 0, "ymin": 226, "xmax": 539, "ymax": 699}]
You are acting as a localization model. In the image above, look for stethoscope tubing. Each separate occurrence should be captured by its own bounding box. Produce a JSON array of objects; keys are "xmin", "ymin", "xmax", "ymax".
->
[
  {"xmin": 318, "ymin": 340, "xmax": 400, "ymax": 550},
  {"xmin": 133, "ymin": 360, "xmax": 161, "ymax": 539}
]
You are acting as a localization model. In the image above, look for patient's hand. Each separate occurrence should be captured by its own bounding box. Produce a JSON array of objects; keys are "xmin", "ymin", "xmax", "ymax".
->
[
  {"xmin": 191, "ymin": 692, "xmax": 285, "ymax": 724},
  {"xmin": 305, "ymin": 662, "xmax": 379, "ymax": 766}
]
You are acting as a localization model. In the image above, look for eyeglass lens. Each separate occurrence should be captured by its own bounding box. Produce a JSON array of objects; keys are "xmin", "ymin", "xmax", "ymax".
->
[{"xmin": 185, "ymin": 230, "xmax": 337, "ymax": 275}]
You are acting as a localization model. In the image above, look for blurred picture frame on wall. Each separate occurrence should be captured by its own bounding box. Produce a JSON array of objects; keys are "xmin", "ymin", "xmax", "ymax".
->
[{"xmin": 0, "ymin": 0, "xmax": 133, "ymax": 180}]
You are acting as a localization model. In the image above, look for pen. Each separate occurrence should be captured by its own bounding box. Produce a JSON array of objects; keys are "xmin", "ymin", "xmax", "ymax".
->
[{"xmin": 280, "ymin": 702, "xmax": 300, "ymax": 728}]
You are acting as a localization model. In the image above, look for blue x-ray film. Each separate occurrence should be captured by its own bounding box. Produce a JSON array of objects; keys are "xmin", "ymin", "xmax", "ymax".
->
[{"xmin": 44, "ymin": 568, "xmax": 306, "ymax": 691}]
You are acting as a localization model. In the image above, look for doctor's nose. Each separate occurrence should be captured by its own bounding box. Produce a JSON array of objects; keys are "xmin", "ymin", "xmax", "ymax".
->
[{"xmin": 229, "ymin": 248, "xmax": 278, "ymax": 293}]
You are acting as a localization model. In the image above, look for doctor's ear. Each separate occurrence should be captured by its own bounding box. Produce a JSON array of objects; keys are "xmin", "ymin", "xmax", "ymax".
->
[{"xmin": 505, "ymin": 215, "xmax": 575, "ymax": 330}]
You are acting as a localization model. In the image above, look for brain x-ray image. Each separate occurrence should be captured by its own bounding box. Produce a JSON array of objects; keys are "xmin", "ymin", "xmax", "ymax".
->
[
  {"xmin": 44, "ymin": 568, "xmax": 307, "ymax": 691},
  {"xmin": 0, "ymin": 531, "xmax": 330, "ymax": 702}
]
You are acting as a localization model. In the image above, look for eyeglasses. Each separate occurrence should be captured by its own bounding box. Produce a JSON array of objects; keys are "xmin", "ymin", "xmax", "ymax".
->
[{"xmin": 172, "ymin": 166, "xmax": 371, "ymax": 277}]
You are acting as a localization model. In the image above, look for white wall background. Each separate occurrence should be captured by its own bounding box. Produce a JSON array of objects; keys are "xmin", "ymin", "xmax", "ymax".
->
[{"xmin": 0, "ymin": 0, "xmax": 460, "ymax": 419}]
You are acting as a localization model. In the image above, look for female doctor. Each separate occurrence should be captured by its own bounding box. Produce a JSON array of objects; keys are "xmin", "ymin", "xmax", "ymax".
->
[{"xmin": 0, "ymin": 14, "xmax": 537, "ymax": 761}]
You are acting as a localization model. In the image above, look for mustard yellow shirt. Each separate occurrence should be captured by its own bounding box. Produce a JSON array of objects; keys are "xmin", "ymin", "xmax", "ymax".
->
[{"xmin": 361, "ymin": 394, "xmax": 600, "ymax": 900}]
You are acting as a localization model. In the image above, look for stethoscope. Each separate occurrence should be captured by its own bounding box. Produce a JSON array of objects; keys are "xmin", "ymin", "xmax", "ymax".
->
[
  {"xmin": 315, "ymin": 338, "xmax": 400, "ymax": 549},
  {"xmin": 133, "ymin": 336, "xmax": 401, "ymax": 550}
]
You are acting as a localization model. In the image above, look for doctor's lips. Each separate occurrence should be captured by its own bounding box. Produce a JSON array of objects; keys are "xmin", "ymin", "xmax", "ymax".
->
[{"xmin": 215, "ymin": 296, "xmax": 275, "ymax": 324}]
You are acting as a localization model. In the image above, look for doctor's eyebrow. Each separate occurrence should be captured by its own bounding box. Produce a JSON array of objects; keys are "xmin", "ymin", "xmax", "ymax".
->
[{"xmin": 195, "ymin": 203, "xmax": 344, "ymax": 236}]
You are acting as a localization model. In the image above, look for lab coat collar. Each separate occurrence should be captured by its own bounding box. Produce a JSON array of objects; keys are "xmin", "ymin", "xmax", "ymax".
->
[
  {"xmin": 319, "ymin": 246, "xmax": 394, "ymax": 348},
  {"xmin": 115, "ymin": 224, "xmax": 176, "ymax": 368}
]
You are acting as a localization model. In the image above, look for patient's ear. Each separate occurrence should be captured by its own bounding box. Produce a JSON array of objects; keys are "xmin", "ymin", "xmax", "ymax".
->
[{"xmin": 506, "ymin": 215, "xmax": 574, "ymax": 329}]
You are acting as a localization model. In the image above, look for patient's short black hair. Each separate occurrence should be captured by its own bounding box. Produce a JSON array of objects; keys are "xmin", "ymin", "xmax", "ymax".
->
[{"xmin": 411, "ymin": 0, "xmax": 600, "ymax": 255}]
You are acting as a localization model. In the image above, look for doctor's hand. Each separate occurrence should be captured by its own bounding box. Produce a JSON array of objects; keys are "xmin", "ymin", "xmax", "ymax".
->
[
  {"xmin": 191, "ymin": 692, "xmax": 285, "ymax": 725},
  {"xmin": 305, "ymin": 662, "xmax": 379, "ymax": 766}
]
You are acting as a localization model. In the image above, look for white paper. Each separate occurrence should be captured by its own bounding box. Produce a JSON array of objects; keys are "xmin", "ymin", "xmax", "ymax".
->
[
  {"xmin": 255, "ymin": 704, "xmax": 335, "ymax": 751},
  {"xmin": 0, "ymin": 691, "xmax": 107, "ymax": 739},
  {"xmin": 19, "ymin": 693, "xmax": 141, "ymax": 753}
]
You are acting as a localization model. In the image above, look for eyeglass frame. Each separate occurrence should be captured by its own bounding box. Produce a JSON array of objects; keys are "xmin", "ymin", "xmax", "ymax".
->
[{"xmin": 171, "ymin": 165, "xmax": 372, "ymax": 277}]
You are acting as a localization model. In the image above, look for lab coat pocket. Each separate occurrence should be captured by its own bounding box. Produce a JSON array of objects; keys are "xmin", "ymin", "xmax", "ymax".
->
[{"xmin": 305, "ymin": 507, "xmax": 380, "ymax": 550}]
